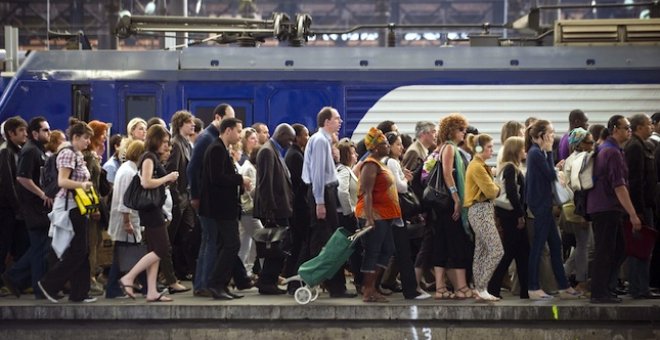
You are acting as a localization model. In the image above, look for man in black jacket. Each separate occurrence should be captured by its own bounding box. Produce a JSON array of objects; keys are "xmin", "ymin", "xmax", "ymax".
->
[
  {"xmin": 624, "ymin": 113, "xmax": 660, "ymax": 299},
  {"xmin": 253, "ymin": 123, "xmax": 295, "ymax": 295},
  {"xmin": 283, "ymin": 123, "xmax": 310, "ymax": 294},
  {"xmin": 2, "ymin": 117, "xmax": 51, "ymax": 299},
  {"xmin": 200, "ymin": 118, "xmax": 251, "ymax": 300},
  {"xmin": 166, "ymin": 110, "xmax": 196, "ymax": 282},
  {"xmin": 0, "ymin": 116, "xmax": 28, "ymax": 289}
]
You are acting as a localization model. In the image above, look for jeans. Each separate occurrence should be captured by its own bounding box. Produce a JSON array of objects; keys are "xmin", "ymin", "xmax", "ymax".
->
[
  {"xmin": 6, "ymin": 229, "xmax": 49, "ymax": 296},
  {"xmin": 193, "ymin": 215, "xmax": 218, "ymax": 291},
  {"xmin": 238, "ymin": 214, "xmax": 263, "ymax": 275},
  {"xmin": 528, "ymin": 206, "xmax": 569, "ymax": 291},
  {"xmin": 360, "ymin": 219, "xmax": 395, "ymax": 273}
]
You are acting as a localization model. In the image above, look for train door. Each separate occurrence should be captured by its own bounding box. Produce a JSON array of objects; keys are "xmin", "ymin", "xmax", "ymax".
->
[
  {"xmin": 187, "ymin": 99, "xmax": 253, "ymax": 127},
  {"xmin": 117, "ymin": 82, "xmax": 164, "ymax": 133}
]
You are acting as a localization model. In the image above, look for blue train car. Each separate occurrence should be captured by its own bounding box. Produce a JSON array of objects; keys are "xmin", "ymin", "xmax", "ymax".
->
[{"xmin": 1, "ymin": 46, "xmax": 659, "ymax": 147}]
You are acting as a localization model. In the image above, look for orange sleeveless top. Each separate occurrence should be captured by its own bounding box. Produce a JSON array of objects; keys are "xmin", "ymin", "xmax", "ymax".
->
[{"xmin": 356, "ymin": 158, "xmax": 402, "ymax": 220}]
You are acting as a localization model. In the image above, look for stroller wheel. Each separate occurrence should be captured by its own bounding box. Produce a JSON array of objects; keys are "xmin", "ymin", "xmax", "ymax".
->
[
  {"xmin": 311, "ymin": 288, "xmax": 319, "ymax": 301},
  {"xmin": 294, "ymin": 287, "xmax": 313, "ymax": 305}
]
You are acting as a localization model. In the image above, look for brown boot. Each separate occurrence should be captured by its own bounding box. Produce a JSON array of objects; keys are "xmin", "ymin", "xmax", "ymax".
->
[{"xmin": 363, "ymin": 271, "xmax": 388, "ymax": 303}]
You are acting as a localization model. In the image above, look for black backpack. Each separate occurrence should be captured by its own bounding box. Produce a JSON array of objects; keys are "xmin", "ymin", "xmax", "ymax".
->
[{"xmin": 40, "ymin": 146, "xmax": 75, "ymax": 199}]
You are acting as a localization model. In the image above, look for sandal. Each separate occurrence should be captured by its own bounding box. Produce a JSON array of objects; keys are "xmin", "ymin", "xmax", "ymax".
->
[
  {"xmin": 452, "ymin": 286, "xmax": 474, "ymax": 300},
  {"xmin": 435, "ymin": 286, "xmax": 453, "ymax": 300},
  {"xmin": 363, "ymin": 294, "xmax": 389, "ymax": 303},
  {"xmin": 119, "ymin": 281, "xmax": 139, "ymax": 300}
]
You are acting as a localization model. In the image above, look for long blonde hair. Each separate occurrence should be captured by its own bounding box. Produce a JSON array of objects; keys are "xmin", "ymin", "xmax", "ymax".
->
[{"xmin": 498, "ymin": 136, "xmax": 525, "ymax": 175}]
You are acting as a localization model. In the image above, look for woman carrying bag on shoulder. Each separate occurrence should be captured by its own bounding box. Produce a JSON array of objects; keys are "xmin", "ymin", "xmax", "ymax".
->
[
  {"xmin": 487, "ymin": 136, "xmax": 529, "ymax": 299},
  {"xmin": 37, "ymin": 119, "xmax": 97, "ymax": 303},
  {"xmin": 120, "ymin": 125, "xmax": 179, "ymax": 302},
  {"xmin": 525, "ymin": 120, "xmax": 581, "ymax": 300}
]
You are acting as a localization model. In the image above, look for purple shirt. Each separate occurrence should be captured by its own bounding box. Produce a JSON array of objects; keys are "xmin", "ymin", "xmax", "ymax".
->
[
  {"xmin": 586, "ymin": 137, "xmax": 628, "ymax": 214},
  {"xmin": 557, "ymin": 133, "xmax": 570, "ymax": 161}
]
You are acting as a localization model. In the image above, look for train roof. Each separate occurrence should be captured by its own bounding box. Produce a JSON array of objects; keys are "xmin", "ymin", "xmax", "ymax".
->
[{"xmin": 16, "ymin": 46, "xmax": 660, "ymax": 75}]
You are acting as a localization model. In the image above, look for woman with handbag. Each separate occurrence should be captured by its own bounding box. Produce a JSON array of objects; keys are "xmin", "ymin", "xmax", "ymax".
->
[
  {"xmin": 562, "ymin": 128, "xmax": 595, "ymax": 295},
  {"xmin": 120, "ymin": 125, "xmax": 179, "ymax": 302},
  {"xmin": 487, "ymin": 136, "xmax": 530, "ymax": 299},
  {"xmin": 106, "ymin": 140, "xmax": 145, "ymax": 298},
  {"xmin": 383, "ymin": 131, "xmax": 431, "ymax": 300},
  {"xmin": 464, "ymin": 134, "xmax": 503, "ymax": 302},
  {"xmin": 421, "ymin": 114, "xmax": 473, "ymax": 300},
  {"xmin": 525, "ymin": 120, "xmax": 581, "ymax": 300},
  {"xmin": 37, "ymin": 119, "xmax": 97, "ymax": 303},
  {"xmin": 356, "ymin": 127, "xmax": 401, "ymax": 303},
  {"xmin": 335, "ymin": 138, "xmax": 363, "ymax": 293}
]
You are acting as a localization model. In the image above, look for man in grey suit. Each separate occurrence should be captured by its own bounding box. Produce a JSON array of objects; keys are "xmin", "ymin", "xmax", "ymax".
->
[{"xmin": 253, "ymin": 123, "xmax": 296, "ymax": 295}]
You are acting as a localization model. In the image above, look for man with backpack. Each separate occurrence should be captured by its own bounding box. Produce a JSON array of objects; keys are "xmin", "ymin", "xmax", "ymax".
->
[
  {"xmin": 0, "ymin": 116, "xmax": 29, "ymax": 296},
  {"xmin": 2, "ymin": 117, "xmax": 52, "ymax": 299}
]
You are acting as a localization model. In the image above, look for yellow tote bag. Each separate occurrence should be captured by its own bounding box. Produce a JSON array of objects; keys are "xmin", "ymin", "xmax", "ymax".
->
[{"xmin": 73, "ymin": 186, "xmax": 100, "ymax": 215}]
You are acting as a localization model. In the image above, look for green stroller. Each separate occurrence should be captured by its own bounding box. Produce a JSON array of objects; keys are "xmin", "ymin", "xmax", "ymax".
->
[{"xmin": 286, "ymin": 226, "xmax": 372, "ymax": 304}]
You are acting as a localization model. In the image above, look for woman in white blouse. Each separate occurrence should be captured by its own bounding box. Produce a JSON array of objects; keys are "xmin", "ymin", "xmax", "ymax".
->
[
  {"xmin": 336, "ymin": 138, "xmax": 362, "ymax": 292},
  {"xmin": 237, "ymin": 132, "xmax": 263, "ymax": 279},
  {"xmin": 106, "ymin": 140, "xmax": 144, "ymax": 298},
  {"xmin": 383, "ymin": 131, "xmax": 431, "ymax": 300}
]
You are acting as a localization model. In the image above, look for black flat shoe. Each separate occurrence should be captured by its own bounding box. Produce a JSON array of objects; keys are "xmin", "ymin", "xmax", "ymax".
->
[
  {"xmin": 590, "ymin": 297, "xmax": 622, "ymax": 304},
  {"xmin": 329, "ymin": 291, "xmax": 358, "ymax": 298},
  {"xmin": 226, "ymin": 289, "xmax": 244, "ymax": 299},
  {"xmin": 258, "ymin": 285, "xmax": 286, "ymax": 295},
  {"xmin": 633, "ymin": 292, "xmax": 660, "ymax": 299},
  {"xmin": 208, "ymin": 287, "xmax": 233, "ymax": 300}
]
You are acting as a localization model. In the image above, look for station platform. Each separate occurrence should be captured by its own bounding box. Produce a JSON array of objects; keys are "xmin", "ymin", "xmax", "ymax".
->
[{"xmin": 1, "ymin": 287, "xmax": 658, "ymax": 340}]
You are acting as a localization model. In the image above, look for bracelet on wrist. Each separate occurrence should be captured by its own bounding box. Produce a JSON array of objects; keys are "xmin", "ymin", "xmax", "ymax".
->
[{"xmin": 449, "ymin": 186, "xmax": 458, "ymax": 194}]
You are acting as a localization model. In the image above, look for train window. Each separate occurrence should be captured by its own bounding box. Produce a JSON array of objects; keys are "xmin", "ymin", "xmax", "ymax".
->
[
  {"xmin": 191, "ymin": 105, "xmax": 247, "ymax": 126},
  {"xmin": 72, "ymin": 85, "xmax": 90, "ymax": 122},
  {"xmin": 126, "ymin": 95, "xmax": 156, "ymax": 122}
]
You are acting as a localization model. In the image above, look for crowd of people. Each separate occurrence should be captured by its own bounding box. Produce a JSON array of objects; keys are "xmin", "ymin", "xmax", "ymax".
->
[{"xmin": 0, "ymin": 105, "xmax": 659, "ymax": 304}]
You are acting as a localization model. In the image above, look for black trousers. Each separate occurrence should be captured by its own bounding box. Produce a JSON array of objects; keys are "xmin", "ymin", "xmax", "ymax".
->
[
  {"xmin": 590, "ymin": 211, "xmax": 626, "ymax": 299},
  {"xmin": 40, "ymin": 209, "xmax": 91, "ymax": 301},
  {"xmin": 208, "ymin": 218, "xmax": 241, "ymax": 290},
  {"xmin": 488, "ymin": 215, "xmax": 530, "ymax": 298},
  {"xmin": 391, "ymin": 224, "xmax": 419, "ymax": 299},
  {"xmin": 257, "ymin": 219, "xmax": 287, "ymax": 286},
  {"xmin": 339, "ymin": 213, "xmax": 363, "ymax": 287},
  {"xmin": 169, "ymin": 202, "xmax": 196, "ymax": 279},
  {"xmin": 0, "ymin": 208, "xmax": 28, "ymax": 277},
  {"xmin": 282, "ymin": 203, "xmax": 309, "ymax": 288},
  {"xmin": 304, "ymin": 183, "xmax": 347, "ymax": 294}
]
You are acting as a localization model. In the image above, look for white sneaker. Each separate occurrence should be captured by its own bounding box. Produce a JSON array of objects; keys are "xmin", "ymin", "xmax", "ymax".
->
[
  {"xmin": 414, "ymin": 291, "xmax": 432, "ymax": 300},
  {"xmin": 476, "ymin": 289, "xmax": 500, "ymax": 302},
  {"xmin": 82, "ymin": 296, "xmax": 98, "ymax": 303},
  {"xmin": 37, "ymin": 281, "xmax": 58, "ymax": 304}
]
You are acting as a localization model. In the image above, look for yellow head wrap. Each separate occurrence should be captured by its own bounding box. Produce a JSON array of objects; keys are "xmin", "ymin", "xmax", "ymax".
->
[{"xmin": 364, "ymin": 127, "xmax": 386, "ymax": 151}]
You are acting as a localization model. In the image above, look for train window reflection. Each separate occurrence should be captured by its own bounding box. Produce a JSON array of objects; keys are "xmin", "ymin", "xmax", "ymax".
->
[{"xmin": 126, "ymin": 95, "xmax": 156, "ymax": 122}]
